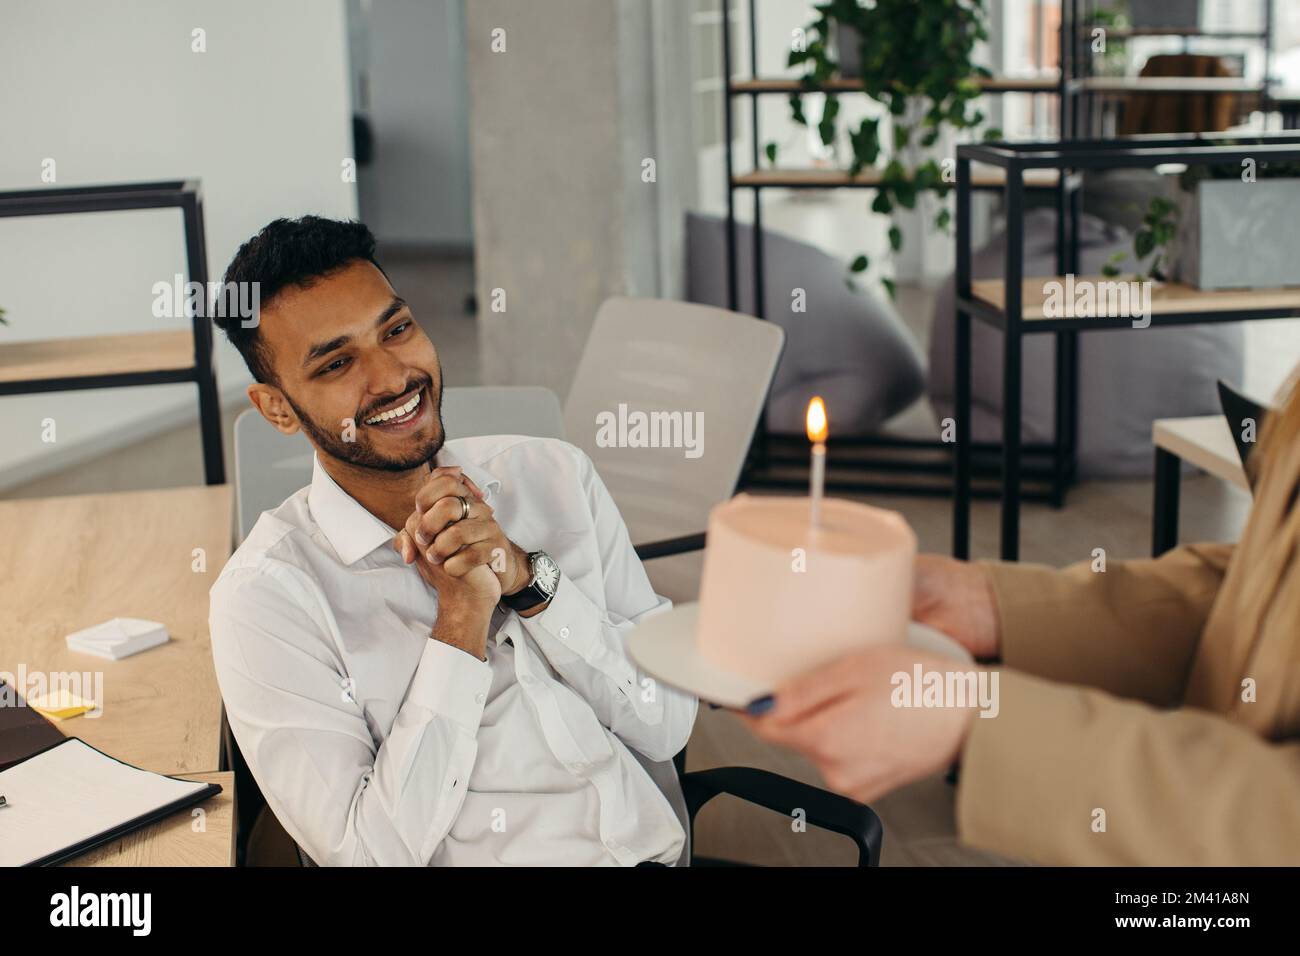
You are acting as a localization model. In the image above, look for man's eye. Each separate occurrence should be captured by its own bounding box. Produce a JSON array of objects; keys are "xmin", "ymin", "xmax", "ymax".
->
[
  {"xmin": 387, "ymin": 321, "xmax": 410, "ymax": 338},
  {"xmin": 321, "ymin": 357, "xmax": 349, "ymax": 375}
]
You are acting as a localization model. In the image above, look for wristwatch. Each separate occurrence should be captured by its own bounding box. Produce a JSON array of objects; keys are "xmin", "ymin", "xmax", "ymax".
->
[{"xmin": 500, "ymin": 550, "xmax": 561, "ymax": 613}]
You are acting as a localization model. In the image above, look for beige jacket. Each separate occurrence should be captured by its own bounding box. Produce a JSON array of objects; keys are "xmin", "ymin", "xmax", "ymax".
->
[{"xmin": 956, "ymin": 538, "xmax": 1300, "ymax": 864}]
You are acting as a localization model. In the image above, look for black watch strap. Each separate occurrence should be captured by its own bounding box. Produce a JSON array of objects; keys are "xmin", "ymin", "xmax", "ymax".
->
[{"xmin": 500, "ymin": 551, "xmax": 556, "ymax": 612}]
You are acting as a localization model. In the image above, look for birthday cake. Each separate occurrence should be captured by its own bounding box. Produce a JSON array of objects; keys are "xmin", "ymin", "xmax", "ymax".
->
[{"xmin": 695, "ymin": 493, "xmax": 916, "ymax": 686}]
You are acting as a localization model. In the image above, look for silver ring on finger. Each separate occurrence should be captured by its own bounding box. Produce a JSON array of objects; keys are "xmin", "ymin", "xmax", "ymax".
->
[{"xmin": 455, "ymin": 495, "xmax": 471, "ymax": 523}]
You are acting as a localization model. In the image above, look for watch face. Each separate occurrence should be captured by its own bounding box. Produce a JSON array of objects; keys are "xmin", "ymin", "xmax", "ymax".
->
[{"xmin": 532, "ymin": 552, "xmax": 560, "ymax": 596}]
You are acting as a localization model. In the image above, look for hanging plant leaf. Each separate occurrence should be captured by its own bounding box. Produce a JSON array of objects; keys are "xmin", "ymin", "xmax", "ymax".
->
[
  {"xmin": 888, "ymin": 225, "xmax": 903, "ymax": 251},
  {"xmin": 781, "ymin": 0, "xmax": 997, "ymax": 298},
  {"xmin": 1134, "ymin": 229, "xmax": 1156, "ymax": 260},
  {"xmin": 850, "ymin": 254, "xmax": 870, "ymax": 273}
]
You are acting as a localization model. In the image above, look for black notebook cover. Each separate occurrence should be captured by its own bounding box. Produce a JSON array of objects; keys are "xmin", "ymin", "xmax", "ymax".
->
[
  {"xmin": 1, "ymin": 736, "xmax": 222, "ymax": 867},
  {"xmin": 0, "ymin": 680, "xmax": 66, "ymax": 771}
]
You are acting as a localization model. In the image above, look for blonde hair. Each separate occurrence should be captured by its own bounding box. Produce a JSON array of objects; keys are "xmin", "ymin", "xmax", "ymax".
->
[{"xmin": 1211, "ymin": 370, "xmax": 1300, "ymax": 732}]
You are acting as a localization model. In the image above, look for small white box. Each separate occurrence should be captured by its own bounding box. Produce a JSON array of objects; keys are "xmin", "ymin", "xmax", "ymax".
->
[{"xmin": 66, "ymin": 618, "xmax": 170, "ymax": 661}]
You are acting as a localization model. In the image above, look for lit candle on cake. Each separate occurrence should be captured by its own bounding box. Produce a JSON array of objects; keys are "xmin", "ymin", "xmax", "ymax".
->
[{"xmin": 806, "ymin": 396, "xmax": 828, "ymax": 527}]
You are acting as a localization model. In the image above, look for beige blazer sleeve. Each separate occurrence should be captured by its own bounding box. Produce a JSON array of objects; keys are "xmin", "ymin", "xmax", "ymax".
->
[
  {"xmin": 980, "ymin": 542, "xmax": 1234, "ymax": 707},
  {"xmin": 956, "ymin": 669, "xmax": 1300, "ymax": 865}
]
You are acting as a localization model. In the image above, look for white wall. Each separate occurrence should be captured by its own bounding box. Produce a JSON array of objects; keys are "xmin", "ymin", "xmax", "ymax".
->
[{"xmin": 0, "ymin": 0, "xmax": 357, "ymax": 489}]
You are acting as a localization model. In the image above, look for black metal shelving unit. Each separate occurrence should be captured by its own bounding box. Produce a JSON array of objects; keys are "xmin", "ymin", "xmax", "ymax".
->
[
  {"xmin": 0, "ymin": 181, "xmax": 225, "ymax": 485},
  {"xmin": 952, "ymin": 131, "xmax": 1300, "ymax": 562},
  {"xmin": 721, "ymin": 0, "xmax": 1075, "ymax": 503},
  {"xmin": 941, "ymin": 0, "xmax": 1283, "ymax": 561},
  {"xmin": 722, "ymin": 1, "xmax": 1285, "ymax": 545},
  {"xmin": 1068, "ymin": 0, "xmax": 1275, "ymax": 138}
]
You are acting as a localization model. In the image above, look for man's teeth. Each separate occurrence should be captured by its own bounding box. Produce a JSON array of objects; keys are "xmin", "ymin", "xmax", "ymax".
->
[{"xmin": 365, "ymin": 391, "xmax": 421, "ymax": 425}]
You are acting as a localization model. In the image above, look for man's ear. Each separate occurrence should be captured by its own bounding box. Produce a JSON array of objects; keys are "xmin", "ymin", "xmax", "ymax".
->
[{"xmin": 248, "ymin": 383, "xmax": 301, "ymax": 436}]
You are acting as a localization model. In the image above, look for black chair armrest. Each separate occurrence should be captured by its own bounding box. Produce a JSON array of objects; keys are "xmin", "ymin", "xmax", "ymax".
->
[
  {"xmin": 680, "ymin": 766, "xmax": 883, "ymax": 866},
  {"xmin": 634, "ymin": 532, "xmax": 707, "ymax": 561}
]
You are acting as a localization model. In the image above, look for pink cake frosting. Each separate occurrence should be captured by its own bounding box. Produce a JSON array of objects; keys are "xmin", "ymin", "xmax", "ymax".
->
[{"xmin": 696, "ymin": 493, "xmax": 916, "ymax": 685}]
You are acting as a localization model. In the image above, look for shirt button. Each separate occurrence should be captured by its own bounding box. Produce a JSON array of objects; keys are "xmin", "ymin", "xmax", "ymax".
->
[
  {"xmin": 475, "ymin": 693, "xmax": 485, "ymax": 704},
  {"xmin": 558, "ymin": 626, "xmax": 571, "ymax": 639}
]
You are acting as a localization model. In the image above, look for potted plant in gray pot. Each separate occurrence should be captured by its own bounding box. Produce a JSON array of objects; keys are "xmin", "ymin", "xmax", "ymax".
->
[
  {"xmin": 770, "ymin": 0, "xmax": 1000, "ymax": 296},
  {"xmin": 1170, "ymin": 160, "xmax": 1300, "ymax": 290},
  {"xmin": 1100, "ymin": 158, "xmax": 1300, "ymax": 290}
]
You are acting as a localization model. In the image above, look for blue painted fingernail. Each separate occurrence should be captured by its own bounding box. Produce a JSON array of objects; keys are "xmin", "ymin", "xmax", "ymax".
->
[
  {"xmin": 745, "ymin": 695, "xmax": 775, "ymax": 716},
  {"xmin": 707, "ymin": 702, "xmax": 721, "ymax": 710}
]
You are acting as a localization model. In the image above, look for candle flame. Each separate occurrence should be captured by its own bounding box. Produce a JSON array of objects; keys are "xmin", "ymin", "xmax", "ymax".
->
[{"xmin": 806, "ymin": 396, "xmax": 828, "ymax": 443}]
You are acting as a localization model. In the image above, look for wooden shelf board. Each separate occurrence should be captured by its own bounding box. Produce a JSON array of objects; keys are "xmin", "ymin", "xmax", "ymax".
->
[
  {"xmin": 1084, "ymin": 27, "xmax": 1266, "ymax": 40},
  {"xmin": 0, "ymin": 329, "xmax": 195, "ymax": 385},
  {"xmin": 972, "ymin": 277, "xmax": 1300, "ymax": 322},
  {"xmin": 730, "ymin": 74, "xmax": 1060, "ymax": 94},
  {"xmin": 1081, "ymin": 77, "xmax": 1263, "ymax": 94},
  {"xmin": 734, "ymin": 166, "xmax": 1060, "ymax": 190}
]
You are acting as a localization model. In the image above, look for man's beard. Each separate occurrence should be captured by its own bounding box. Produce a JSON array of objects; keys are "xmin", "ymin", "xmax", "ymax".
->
[{"xmin": 285, "ymin": 373, "xmax": 444, "ymax": 473}]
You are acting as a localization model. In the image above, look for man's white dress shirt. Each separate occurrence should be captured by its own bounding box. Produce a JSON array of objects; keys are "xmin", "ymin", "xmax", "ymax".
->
[{"xmin": 209, "ymin": 434, "xmax": 697, "ymax": 866}]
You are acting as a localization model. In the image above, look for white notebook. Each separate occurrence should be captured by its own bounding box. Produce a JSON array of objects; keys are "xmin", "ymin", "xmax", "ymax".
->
[{"xmin": 0, "ymin": 738, "xmax": 219, "ymax": 866}]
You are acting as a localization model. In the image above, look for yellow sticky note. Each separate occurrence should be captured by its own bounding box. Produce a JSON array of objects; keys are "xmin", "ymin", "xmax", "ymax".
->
[{"xmin": 27, "ymin": 689, "xmax": 96, "ymax": 721}]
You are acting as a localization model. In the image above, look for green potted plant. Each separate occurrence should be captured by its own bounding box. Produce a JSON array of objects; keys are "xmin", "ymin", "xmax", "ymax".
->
[
  {"xmin": 1101, "ymin": 159, "xmax": 1300, "ymax": 289},
  {"xmin": 1170, "ymin": 160, "xmax": 1300, "ymax": 290},
  {"xmin": 769, "ymin": 0, "xmax": 1001, "ymax": 297}
]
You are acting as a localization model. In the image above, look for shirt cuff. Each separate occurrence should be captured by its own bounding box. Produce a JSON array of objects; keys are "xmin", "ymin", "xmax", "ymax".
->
[
  {"xmin": 407, "ymin": 637, "xmax": 493, "ymax": 732},
  {"xmin": 523, "ymin": 576, "xmax": 641, "ymax": 696}
]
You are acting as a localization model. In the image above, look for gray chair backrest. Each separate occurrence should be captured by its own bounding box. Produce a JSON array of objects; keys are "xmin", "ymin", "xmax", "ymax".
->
[
  {"xmin": 560, "ymin": 297, "xmax": 785, "ymax": 866},
  {"xmin": 563, "ymin": 296, "xmax": 786, "ymax": 547}
]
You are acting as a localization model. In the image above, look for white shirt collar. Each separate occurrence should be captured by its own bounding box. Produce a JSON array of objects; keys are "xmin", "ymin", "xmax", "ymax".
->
[{"xmin": 307, "ymin": 445, "xmax": 503, "ymax": 566}]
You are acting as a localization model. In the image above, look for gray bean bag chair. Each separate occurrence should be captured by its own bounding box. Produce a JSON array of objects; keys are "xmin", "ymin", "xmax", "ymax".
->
[
  {"xmin": 686, "ymin": 212, "xmax": 926, "ymax": 435},
  {"xmin": 928, "ymin": 207, "xmax": 1243, "ymax": 478}
]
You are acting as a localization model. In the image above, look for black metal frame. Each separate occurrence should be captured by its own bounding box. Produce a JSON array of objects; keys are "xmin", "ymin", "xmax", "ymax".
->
[
  {"xmin": 720, "ymin": 0, "xmax": 1072, "ymax": 501},
  {"xmin": 1152, "ymin": 446, "xmax": 1181, "ymax": 558},
  {"xmin": 681, "ymin": 765, "xmax": 883, "ymax": 866},
  {"xmin": 953, "ymin": 131, "xmax": 1300, "ymax": 561},
  {"xmin": 0, "ymin": 180, "xmax": 225, "ymax": 485}
]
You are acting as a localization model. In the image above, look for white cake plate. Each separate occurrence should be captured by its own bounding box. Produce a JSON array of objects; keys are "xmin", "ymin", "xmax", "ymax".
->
[{"xmin": 627, "ymin": 601, "xmax": 973, "ymax": 710}]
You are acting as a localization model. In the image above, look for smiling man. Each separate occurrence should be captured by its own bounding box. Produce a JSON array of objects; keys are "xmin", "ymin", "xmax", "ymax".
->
[{"xmin": 208, "ymin": 216, "xmax": 696, "ymax": 866}]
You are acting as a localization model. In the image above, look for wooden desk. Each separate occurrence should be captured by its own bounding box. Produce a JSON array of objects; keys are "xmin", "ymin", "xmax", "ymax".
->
[
  {"xmin": 0, "ymin": 485, "xmax": 233, "ymax": 774},
  {"xmin": 60, "ymin": 770, "xmax": 235, "ymax": 867},
  {"xmin": 1154, "ymin": 416, "xmax": 1248, "ymax": 492}
]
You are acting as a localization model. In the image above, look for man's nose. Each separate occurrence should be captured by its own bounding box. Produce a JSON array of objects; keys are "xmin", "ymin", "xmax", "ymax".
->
[{"xmin": 360, "ymin": 349, "xmax": 411, "ymax": 401}]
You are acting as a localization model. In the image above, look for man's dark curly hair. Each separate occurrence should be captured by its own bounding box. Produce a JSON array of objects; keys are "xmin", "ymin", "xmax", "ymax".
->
[{"xmin": 214, "ymin": 216, "xmax": 386, "ymax": 384}]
